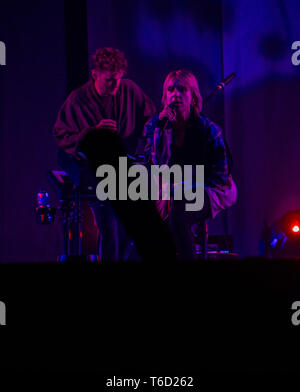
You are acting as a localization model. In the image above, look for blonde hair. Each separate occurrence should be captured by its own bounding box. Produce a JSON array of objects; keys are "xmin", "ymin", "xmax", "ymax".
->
[{"xmin": 161, "ymin": 69, "xmax": 203, "ymax": 116}]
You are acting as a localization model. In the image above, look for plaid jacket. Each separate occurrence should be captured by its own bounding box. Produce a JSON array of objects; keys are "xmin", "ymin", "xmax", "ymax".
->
[{"xmin": 143, "ymin": 114, "xmax": 237, "ymax": 219}]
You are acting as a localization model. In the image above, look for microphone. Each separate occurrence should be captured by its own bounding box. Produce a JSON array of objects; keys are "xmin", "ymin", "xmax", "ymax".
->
[
  {"xmin": 157, "ymin": 102, "xmax": 177, "ymax": 129},
  {"xmin": 216, "ymin": 72, "xmax": 236, "ymax": 90},
  {"xmin": 203, "ymin": 72, "xmax": 236, "ymax": 105}
]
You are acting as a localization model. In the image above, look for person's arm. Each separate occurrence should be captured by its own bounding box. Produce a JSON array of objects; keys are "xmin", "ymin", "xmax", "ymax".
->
[
  {"xmin": 53, "ymin": 96, "xmax": 117, "ymax": 154},
  {"xmin": 133, "ymin": 85, "xmax": 157, "ymax": 157},
  {"xmin": 143, "ymin": 114, "xmax": 174, "ymax": 166},
  {"xmin": 143, "ymin": 116, "xmax": 157, "ymax": 164},
  {"xmin": 53, "ymin": 97, "xmax": 92, "ymax": 154},
  {"xmin": 205, "ymin": 122, "xmax": 230, "ymax": 187},
  {"xmin": 142, "ymin": 91, "xmax": 156, "ymax": 123},
  {"xmin": 204, "ymin": 120, "xmax": 237, "ymax": 218}
]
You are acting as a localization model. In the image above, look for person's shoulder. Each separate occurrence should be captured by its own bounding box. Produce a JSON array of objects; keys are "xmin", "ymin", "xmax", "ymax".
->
[
  {"xmin": 120, "ymin": 78, "xmax": 148, "ymax": 96},
  {"xmin": 145, "ymin": 113, "xmax": 159, "ymax": 127},
  {"xmin": 65, "ymin": 80, "xmax": 93, "ymax": 105},
  {"xmin": 119, "ymin": 78, "xmax": 155, "ymax": 109},
  {"xmin": 120, "ymin": 78, "xmax": 141, "ymax": 89},
  {"xmin": 144, "ymin": 114, "xmax": 159, "ymax": 134},
  {"xmin": 198, "ymin": 115, "xmax": 223, "ymax": 139}
]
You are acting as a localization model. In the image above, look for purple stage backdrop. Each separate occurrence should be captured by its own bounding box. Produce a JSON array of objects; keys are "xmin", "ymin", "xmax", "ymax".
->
[
  {"xmin": 0, "ymin": 1, "xmax": 66, "ymax": 262},
  {"xmin": 87, "ymin": 0, "xmax": 228, "ymax": 242},
  {"xmin": 1, "ymin": 0, "xmax": 300, "ymax": 261},
  {"xmin": 223, "ymin": 0, "xmax": 300, "ymax": 256}
]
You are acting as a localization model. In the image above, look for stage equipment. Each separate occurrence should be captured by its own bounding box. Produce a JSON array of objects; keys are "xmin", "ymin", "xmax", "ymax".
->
[
  {"xmin": 35, "ymin": 189, "xmax": 56, "ymax": 224},
  {"xmin": 203, "ymin": 72, "xmax": 236, "ymax": 105},
  {"xmin": 48, "ymin": 167, "xmax": 99, "ymax": 262},
  {"xmin": 264, "ymin": 210, "xmax": 300, "ymax": 258},
  {"xmin": 196, "ymin": 72, "xmax": 236, "ymax": 259},
  {"xmin": 35, "ymin": 167, "xmax": 99, "ymax": 263}
]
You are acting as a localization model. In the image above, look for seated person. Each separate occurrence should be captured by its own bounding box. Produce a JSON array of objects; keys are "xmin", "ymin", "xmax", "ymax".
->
[
  {"xmin": 144, "ymin": 69, "xmax": 237, "ymax": 260},
  {"xmin": 53, "ymin": 47, "xmax": 156, "ymax": 261}
]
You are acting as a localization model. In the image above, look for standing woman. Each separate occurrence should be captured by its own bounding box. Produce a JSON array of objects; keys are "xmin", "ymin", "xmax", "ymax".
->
[{"xmin": 144, "ymin": 70, "xmax": 237, "ymax": 260}]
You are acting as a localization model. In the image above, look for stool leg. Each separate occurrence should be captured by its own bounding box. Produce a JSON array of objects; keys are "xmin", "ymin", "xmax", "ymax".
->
[
  {"xmin": 199, "ymin": 220, "xmax": 208, "ymax": 260},
  {"xmin": 60, "ymin": 201, "xmax": 72, "ymax": 259},
  {"xmin": 74, "ymin": 189, "xmax": 82, "ymax": 256}
]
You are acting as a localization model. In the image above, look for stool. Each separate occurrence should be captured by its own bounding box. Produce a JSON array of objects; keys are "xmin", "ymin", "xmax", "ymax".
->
[{"xmin": 191, "ymin": 220, "xmax": 209, "ymax": 260}]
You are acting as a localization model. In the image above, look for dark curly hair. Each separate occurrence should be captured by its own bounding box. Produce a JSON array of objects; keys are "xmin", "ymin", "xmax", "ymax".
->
[{"xmin": 92, "ymin": 47, "xmax": 128, "ymax": 73}]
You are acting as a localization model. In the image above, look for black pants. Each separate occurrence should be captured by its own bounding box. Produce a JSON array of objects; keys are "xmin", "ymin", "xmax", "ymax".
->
[
  {"xmin": 89, "ymin": 200, "xmax": 137, "ymax": 261},
  {"xmin": 167, "ymin": 191, "xmax": 211, "ymax": 260},
  {"xmin": 80, "ymin": 129, "xmax": 177, "ymax": 263}
]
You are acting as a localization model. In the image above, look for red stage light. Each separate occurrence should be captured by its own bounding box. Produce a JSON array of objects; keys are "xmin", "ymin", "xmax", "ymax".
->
[{"xmin": 266, "ymin": 210, "xmax": 300, "ymax": 258}]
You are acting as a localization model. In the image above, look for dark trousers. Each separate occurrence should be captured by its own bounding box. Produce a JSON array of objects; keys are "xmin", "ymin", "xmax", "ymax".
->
[
  {"xmin": 167, "ymin": 191, "xmax": 211, "ymax": 260},
  {"xmin": 89, "ymin": 201, "xmax": 137, "ymax": 261},
  {"xmin": 80, "ymin": 129, "xmax": 177, "ymax": 263}
]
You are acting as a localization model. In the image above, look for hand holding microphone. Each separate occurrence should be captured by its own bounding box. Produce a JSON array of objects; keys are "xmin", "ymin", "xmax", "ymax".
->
[
  {"xmin": 158, "ymin": 103, "xmax": 177, "ymax": 129},
  {"xmin": 153, "ymin": 103, "xmax": 176, "ymax": 162}
]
